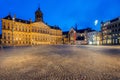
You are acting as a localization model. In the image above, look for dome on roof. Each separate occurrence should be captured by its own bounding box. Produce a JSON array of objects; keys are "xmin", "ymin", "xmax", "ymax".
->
[
  {"xmin": 35, "ymin": 7, "xmax": 42, "ymax": 14},
  {"xmin": 35, "ymin": 7, "xmax": 43, "ymax": 22}
]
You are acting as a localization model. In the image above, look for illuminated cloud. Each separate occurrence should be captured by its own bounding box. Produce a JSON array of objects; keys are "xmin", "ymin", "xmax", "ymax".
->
[{"xmin": 94, "ymin": 20, "xmax": 98, "ymax": 26}]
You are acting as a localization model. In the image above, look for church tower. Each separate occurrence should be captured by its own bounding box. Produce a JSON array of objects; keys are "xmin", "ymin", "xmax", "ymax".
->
[{"xmin": 35, "ymin": 7, "xmax": 43, "ymax": 22}]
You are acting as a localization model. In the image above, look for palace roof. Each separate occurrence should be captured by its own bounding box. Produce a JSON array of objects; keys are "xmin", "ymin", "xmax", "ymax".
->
[
  {"xmin": 50, "ymin": 26, "xmax": 61, "ymax": 30},
  {"xmin": 3, "ymin": 15, "xmax": 31, "ymax": 24}
]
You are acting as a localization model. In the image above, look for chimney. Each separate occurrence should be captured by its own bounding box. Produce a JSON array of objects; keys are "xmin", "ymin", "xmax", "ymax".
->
[
  {"xmin": 13, "ymin": 14, "xmax": 16, "ymax": 21},
  {"xmin": 29, "ymin": 18, "xmax": 32, "ymax": 23},
  {"xmin": 75, "ymin": 24, "xmax": 78, "ymax": 31},
  {"xmin": 14, "ymin": 14, "xmax": 16, "ymax": 19}
]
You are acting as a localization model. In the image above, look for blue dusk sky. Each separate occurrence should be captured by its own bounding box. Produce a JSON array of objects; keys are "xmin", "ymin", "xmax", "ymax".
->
[{"xmin": 0, "ymin": 0, "xmax": 120, "ymax": 34}]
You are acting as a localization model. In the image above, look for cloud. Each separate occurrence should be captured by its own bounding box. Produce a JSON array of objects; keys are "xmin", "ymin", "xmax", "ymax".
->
[{"xmin": 94, "ymin": 20, "xmax": 98, "ymax": 26}]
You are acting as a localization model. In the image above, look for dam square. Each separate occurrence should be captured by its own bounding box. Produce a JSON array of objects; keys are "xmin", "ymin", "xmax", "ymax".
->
[{"xmin": 0, "ymin": 0, "xmax": 120, "ymax": 80}]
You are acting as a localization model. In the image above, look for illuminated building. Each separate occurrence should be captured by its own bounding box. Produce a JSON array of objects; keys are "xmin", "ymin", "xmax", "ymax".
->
[
  {"xmin": 68, "ymin": 27, "xmax": 93, "ymax": 45},
  {"xmin": 87, "ymin": 31, "xmax": 102, "ymax": 45},
  {"xmin": 101, "ymin": 17, "xmax": 120, "ymax": 45},
  {"xmin": 96, "ymin": 32, "xmax": 102, "ymax": 45},
  {"xmin": 0, "ymin": 34, "xmax": 2, "ymax": 45},
  {"xmin": 1, "ymin": 8, "xmax": 62, "ymax": 46},
  {"xmin": 62, "ymin": 31, "xmax": 69, "ymax": 44},
  {"xmin": 87, "ymin": 31, "xmax": 97, "ymax": 45},
  {"xmin": 68, "ymin": 28, "xmax": 77, "ymax": 45}
]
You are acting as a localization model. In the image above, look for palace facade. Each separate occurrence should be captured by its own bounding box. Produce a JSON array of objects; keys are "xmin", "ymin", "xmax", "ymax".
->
[{"xmin": 1, "ymin": 8, "xmax": 62, "ymax": 46}]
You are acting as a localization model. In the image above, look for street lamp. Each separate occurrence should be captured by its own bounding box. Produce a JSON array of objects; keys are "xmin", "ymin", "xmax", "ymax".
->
[
  {"xmin": 0, "ymin": 18, "xmax": 2, "ymax": 48},
  {"xmin": 12, "ymin": 17, "xmax": 15, "ymax": 47}
]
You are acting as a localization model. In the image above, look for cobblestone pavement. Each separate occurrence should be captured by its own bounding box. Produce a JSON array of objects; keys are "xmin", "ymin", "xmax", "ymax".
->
[{"xmin": 0, "ymin": 45, "xmax": 120, "ymax": 80}]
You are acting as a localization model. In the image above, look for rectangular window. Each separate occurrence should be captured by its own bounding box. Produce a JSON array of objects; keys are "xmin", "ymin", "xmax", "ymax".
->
[
  {"xmin": 8, "ymin": 23, "xmax": 10, "ymax": 30},
  {"xmin": 2, "ymin": 22, "xmax": 5, "ymax": 29},
  {"xmin": 119, "ymin": 23, "xmax": 120, "ymax": 26}
]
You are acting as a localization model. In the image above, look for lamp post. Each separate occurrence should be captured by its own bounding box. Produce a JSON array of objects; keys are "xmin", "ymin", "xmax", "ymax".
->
[
  {"xmin": 0, "ymin": 18, "xmax": 2, "ymax": 48},
  {"xmin": 12, "ymin": 17, "xmax": 15, "ymax": 47}
]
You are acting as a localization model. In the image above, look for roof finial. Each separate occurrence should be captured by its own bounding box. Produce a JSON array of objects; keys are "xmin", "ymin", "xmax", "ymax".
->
[{"xmin": 75, "ymin": 24, "xmax": 78, "ymax": 31}]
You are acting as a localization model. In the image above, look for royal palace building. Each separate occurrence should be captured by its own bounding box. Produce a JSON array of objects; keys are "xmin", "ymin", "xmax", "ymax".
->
[
  {"xmin": 1, "ymin": 8, "xmax": 62, "ymax": 46},
  {"xmin": 101, "ymin": 17, "xmax": 120, "ymax": 45}
]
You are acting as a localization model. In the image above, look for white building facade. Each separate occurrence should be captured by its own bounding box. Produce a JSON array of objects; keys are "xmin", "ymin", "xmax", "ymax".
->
[{"xmin": 87, "ymin": 31, "xmax": 101, "ymax": 45}]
